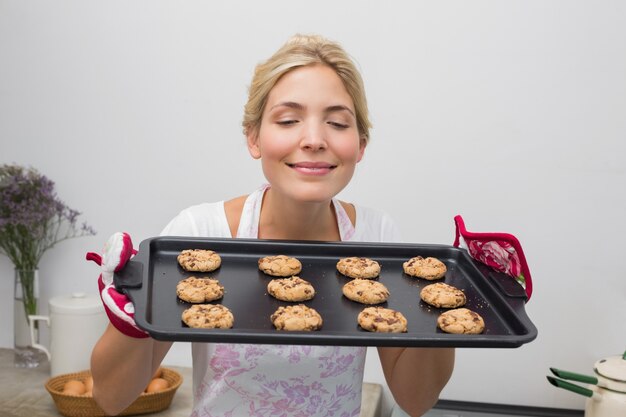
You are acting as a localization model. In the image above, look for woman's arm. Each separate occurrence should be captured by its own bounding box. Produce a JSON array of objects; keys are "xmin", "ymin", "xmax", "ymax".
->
[
  {"xmin": 91, "ymin": 324, "xmax": 173, "ymax": 416},
  {"xmin": 378, "ymin": 347, "xmax": 455, "ymax": 417}
]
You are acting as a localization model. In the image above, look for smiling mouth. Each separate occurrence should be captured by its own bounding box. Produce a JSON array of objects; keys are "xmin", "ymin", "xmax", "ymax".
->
[
  {"xmin": 286, "ymin": 162, "xmax": 337, "ymax": 175},
  {"xmin": 286, "ymin": 162, "xmax": 337, "ymax": 170}
]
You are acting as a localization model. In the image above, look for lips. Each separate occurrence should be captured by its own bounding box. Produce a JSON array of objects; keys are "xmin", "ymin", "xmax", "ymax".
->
[{"xmin": 286, "ymin": 161, "xmax": 337, "ymax": 175}]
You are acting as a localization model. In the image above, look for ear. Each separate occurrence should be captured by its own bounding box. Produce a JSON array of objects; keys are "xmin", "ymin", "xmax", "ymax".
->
[
  {"xmin": 246, "ymin": 129, "xmax": 261, "ymax": 159},
  {"xmin": 356, "ymin": 136, "xmax": 367, "ymax": 162}
]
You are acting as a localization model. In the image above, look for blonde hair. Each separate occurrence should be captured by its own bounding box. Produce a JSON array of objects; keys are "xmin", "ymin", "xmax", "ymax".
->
[{"xmin": 242, "ymin": 34, "xmax": 372, "ymax": 143}]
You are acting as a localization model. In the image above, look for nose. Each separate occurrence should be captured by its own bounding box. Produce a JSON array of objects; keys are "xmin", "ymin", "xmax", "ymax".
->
[{"xmin": 300, "ymin": 121, "xmax": 327, "ymax": 151}]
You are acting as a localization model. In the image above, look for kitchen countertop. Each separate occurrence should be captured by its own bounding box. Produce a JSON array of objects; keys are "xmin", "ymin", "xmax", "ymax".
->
[{"xmin": 0, "ymin": 348, "xmax": 382, "ymax": 417}]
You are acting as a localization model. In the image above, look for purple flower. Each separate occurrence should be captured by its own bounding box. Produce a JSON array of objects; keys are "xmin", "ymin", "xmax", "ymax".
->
[
  {"xmin": 0, "ymin": 164, "xmax": 96, "ymax": 316},
  {"xmin": 210, "ymin": 345, "xmax": 242, "ymax": 372},
  {"xmin": 268, "ymin": 398, "xmax": 296, "ymax": 416},
  {"xmin": 320, "ymin": 354, "xmax": 355, "ymax": 378},
  {"xmin": 0, "ymin": 164, "xmax": 95, "ymax": 270},
  {"xmin": 335, "ymin": 384, "xmax": 351, "ymax": 398},
  {"xmin": 306, "ymin": 395, "xmax": 322, "ymax": 414},
  {"xmin": 281, "ymin": 382, "xmax": 309, "ymax": 404}
]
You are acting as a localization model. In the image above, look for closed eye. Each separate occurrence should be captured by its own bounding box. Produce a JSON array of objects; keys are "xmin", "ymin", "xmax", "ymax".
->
[
  {"xmin": 277, "ymin": 120, "xmax": 299, "ymax": 126},
  {"xmin": 328, "ymin": 121, "xmax": 349, "ymax": 129}
]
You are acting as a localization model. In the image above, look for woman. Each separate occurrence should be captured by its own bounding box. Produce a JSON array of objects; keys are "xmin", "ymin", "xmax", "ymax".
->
[{"xmin": 91, "ymin": 34, "xmax": 454, "ymax": 417}]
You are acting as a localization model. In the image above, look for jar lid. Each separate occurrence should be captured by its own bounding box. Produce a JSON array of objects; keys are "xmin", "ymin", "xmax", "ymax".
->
[
  {"xmin": 595, "ymin": 355, "xmax": 626, "ymax": 383},
  {"xmin": 49, "ymin": 292, "xmax": 104, "ymax": 315}
]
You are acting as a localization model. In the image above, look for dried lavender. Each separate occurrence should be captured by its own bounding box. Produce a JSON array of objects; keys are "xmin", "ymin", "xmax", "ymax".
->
[{"xmin": 0, "ymin": 164, "xmax": 96, "ymax": 316}]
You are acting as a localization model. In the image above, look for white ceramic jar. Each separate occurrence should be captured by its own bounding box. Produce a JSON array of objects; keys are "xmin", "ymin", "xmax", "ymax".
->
[{"xmin": 29, "ymin": 292, "xmax": 107, "ymax": 376}]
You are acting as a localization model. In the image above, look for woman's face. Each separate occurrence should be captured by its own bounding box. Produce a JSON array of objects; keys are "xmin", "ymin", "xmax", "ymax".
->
[{"xmin": 247, "ymin": 64, "xmax": 366, "ymax": 203}]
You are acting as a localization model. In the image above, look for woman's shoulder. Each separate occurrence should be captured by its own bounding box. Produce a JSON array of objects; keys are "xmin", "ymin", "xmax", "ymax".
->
[
  {"xmin": 350, "ymin": 203, "xmax": 404, "ymax": 243},
  {"xmin": 180, "ymin": 200, "xmax": 228, "ymax": 219},
  {"xmin": 160, "ymin": 200, "xmax": 231, "ymax": 237}
]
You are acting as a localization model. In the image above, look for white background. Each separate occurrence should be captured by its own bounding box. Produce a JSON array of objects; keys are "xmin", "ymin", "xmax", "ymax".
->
[{"xmin": 1, "ymin": 1, "xmax": 625, "ymax": 415}]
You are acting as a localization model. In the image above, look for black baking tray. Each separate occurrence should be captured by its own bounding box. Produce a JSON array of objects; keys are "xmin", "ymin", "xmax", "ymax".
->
[{"xmin": 115, "ymin": 237, "xmax": 537, "ymax": 348}]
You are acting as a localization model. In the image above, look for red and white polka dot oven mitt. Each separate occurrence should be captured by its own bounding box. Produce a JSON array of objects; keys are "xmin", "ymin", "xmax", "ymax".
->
[
  {"xmin": 453, "ymin": 215, "xmax": 533, "ymax": 301},
  {"xmin": 86, "ymin": 232, "xmax": 148, "ymax": 338}
]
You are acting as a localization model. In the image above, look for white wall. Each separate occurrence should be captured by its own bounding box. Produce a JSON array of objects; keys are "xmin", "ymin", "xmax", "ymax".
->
[{"xmin": 1, "ymin": 1, "xmax": 625, "ymax": 415}]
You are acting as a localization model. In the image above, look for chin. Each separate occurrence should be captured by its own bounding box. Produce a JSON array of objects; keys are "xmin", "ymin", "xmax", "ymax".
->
[{"xmin": 284, "ymin": 182, "xmax": 346, "ymax": 203}]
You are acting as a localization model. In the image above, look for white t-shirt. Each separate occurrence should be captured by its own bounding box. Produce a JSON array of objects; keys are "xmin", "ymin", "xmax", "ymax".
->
[{"xmin": 161, "ymin": 185, "xmax": 402, "ymax": 417}]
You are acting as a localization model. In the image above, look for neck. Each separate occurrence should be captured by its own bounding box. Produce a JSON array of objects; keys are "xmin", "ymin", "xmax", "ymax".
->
[{"xmin": 258, "ymin": 188, "xmax": 340, "ymax": 241}]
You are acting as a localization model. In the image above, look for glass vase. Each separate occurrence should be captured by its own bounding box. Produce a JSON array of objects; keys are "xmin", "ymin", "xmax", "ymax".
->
[{"xmin": 14, "ymin": 268, "xmax": 44, "ymax": 368}]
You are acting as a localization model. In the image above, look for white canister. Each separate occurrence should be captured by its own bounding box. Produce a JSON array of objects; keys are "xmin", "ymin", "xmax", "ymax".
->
[{"xmin": 29, "ymin": 292, "xmax": 108, "ymax": 376}]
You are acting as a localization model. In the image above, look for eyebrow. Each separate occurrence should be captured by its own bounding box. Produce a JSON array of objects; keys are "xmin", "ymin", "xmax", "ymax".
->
[
  {"xmin": 325, "ymin": 105, "xmax": 355, "ymax": 117},
  {"xmin": 270, "ymin": 101, "xmax": 355, "ymax": 117}
]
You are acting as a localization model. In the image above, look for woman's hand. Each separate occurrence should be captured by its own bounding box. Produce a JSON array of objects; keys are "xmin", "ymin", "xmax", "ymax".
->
[
  {"xmin": 87, "ymin": 232, "xmax": 172, "ymax": 415},
  {"xmin": 86, "ymin": 232, "xmax": 148, "ymax": 338}
]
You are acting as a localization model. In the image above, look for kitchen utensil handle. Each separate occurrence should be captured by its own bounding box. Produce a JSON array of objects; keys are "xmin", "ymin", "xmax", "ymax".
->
[
  {"xmin": 549, "ymin": 367, "xmax": 598, "ymax": 385},
  {"xmin": 28, "ymin": 315, "xmax": 51, "ymax": 360},
  {"xmin": 113, "ymin": 260, "xmax": 144, "ymax": 291},
  {"xmin": 546, "ymin": 376, "xmax": 596, "ymax": 398}
]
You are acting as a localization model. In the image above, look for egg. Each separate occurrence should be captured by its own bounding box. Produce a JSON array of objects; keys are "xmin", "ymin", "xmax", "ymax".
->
[
  {"xmin": 81, "ymin": 376, "xmax": 94, "ymax": 396},
  {"xmin": 62, "ymin": 379, "xmax": 86, "ymax": 396},
  {"xmin": 145, "ymin": 377, "xmax": 169, "ymax": 393},
  {"xmin": 83, "ymin": 376, "xmax": 94, "ymax": 393}
]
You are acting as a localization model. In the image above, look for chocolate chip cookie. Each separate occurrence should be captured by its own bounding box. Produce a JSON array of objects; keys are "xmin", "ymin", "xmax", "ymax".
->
[
  {"xmin": 336, "ymin": 257, "xmax": 380, "ymax": 279},
  {"xmin": 437, "ymin": 308, "xmax": 485, "ymax": 334},
  {"xmin": 342, "ymin": 279, "xmax": 389, "ymax": 305},
  {"xmin": 420, "ymin": 282, "xmax": 466, "ymax": 308},
  {"xmin": 178, "ymin": 249, "xmax": 222, "ymax": 272},
  {"xmin": 403, "ymin": 256, "xmax": 447, "ymax": 280},
  {"xmin": 181, "ymin": 304, "xmax": 234, "ymax": 329},
  {"xmin": 176, "ymin": 277, "xmax": 225, "ymax": 303},
  {"xmin": 270, "ymin": 304, "xmax": 323, "ymax": 331},
  {"xmin": 258, "ymin": 255, "xmax": 302, "ymax": 277},
  {"xmin": 267, "ymin": 276, "xmax": 315, "ymax": 302},
  {"xmin": 357, "ymin": 306, "xmax": 407, "ymax": 333}
]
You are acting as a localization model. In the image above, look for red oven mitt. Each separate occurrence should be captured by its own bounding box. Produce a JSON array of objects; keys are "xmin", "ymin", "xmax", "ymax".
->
[
  {"xmin": 86, "ymin": 232, "xmax": 148, "ymax": 338},
  {"xmin": 453, "ymin": 215, "xmax": 533, "ymax": 301}
]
